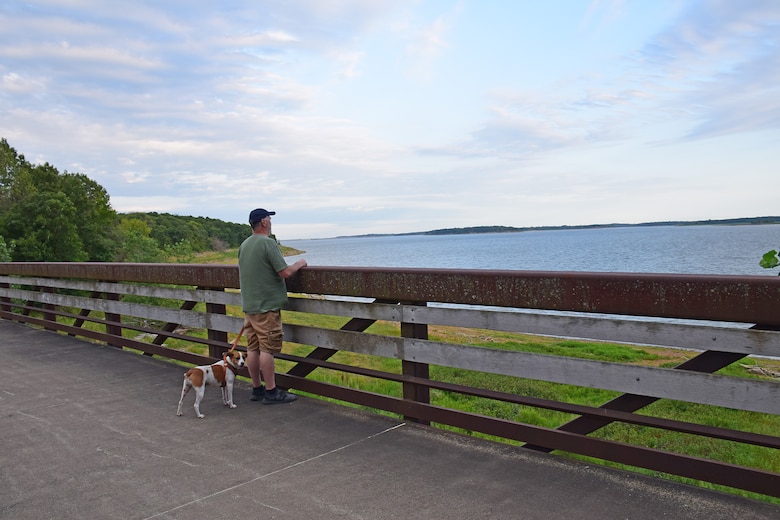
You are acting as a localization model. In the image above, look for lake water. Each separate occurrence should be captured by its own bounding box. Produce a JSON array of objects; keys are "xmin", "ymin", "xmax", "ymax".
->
[{"xmin": 285, "ymin": 224, "xmax": 780, "ymax": 276}]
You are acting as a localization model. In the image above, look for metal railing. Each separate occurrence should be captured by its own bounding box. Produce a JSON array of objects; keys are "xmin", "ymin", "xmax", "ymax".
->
[{"xmin": 1, "ymin": 262, "xmax": 779, "ymax": 498}]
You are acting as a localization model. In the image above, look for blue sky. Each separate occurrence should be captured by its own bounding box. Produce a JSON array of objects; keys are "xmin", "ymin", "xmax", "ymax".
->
[{"xmin": 1, "ymin": 1, "xmax": 778, "ymax": 239}]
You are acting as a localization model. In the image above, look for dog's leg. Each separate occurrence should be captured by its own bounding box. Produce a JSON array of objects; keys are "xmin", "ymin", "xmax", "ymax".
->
[
  {"xmin": 193, "ymin": 386, "xmax": 206, "ymax": 418},
  {"xmin": 176, "ymin": 379, "xmax": 191, "ymax": 416},
  {"xmin": 225, "ymin": 380, "xmax": 237, "ymax": 409}
]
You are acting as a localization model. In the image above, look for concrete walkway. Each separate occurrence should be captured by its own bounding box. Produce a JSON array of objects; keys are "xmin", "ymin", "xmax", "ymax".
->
[{"xmin": 1, "ymin": 319, "xmax": 778, "ymax": 520}]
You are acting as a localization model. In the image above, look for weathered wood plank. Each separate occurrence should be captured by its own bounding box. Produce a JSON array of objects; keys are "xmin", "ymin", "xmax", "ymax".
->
[
  {"xmin": 0, "ymin": 286, "xmax": 242, "ymax": 333},
  {"xmin": 402, "ymin": 305, "xmax": 780, "ymax": 357},
  {"xmin": 284, "ymin": 324, "xmax": 780, "ymax": 415},
  {"xmin": 0, "ymin": 275, "xmax": 242, "ymax": 306},
  {"xmin": 286, "ymin": 297, "xmax": 401, "ymax": 321}
]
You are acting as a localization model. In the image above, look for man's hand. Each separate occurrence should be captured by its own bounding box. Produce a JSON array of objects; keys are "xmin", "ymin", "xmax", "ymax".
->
[{"xmin": 279, "ymin": 258, "xmax": 307, "ymax": 279}]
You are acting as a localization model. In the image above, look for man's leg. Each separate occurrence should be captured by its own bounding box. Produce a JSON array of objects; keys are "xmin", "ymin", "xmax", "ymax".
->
[
  {"xmin": 249, "ymin": 311, "xmax": 295, "ymax": 404},
  {"xmin": 244, "ymin": 316, "xmax": 266, "ymax": 401},
  {"xmin": 261, "ymin": 352, "xmax": 297, "ymax": 404},
  {"xmin": 247, "ymin": 349, "xmax": 262, "ymax": 388},
  {"xmin": 259, "ymin": 350, "xmax": 276, "ymax": 390},
  {"xmin": 260, "ymin": 313, "xmax": 296, "ymax": 404}
]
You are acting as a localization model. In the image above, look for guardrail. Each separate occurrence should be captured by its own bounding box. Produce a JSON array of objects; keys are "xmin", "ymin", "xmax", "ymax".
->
[{"xmin": 1, "ymin": 262, "xmax": 779, "ymax": 498}]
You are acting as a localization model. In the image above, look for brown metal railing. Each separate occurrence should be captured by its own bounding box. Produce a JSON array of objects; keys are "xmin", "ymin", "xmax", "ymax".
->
[{"xmin": 1, "ymin": 262, "xmax": 779, "ymax": 498}]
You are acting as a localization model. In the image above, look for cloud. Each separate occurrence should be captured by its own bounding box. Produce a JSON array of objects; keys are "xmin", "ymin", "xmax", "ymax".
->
[
  {"xmin": 401, "ymin": 1, "xmax": 462, "ymax": 80},
  {"xmin": 1, "ymin": 72, "xmax": 47, "ymax": 95},
  {"xmin": 634, "ymin": 0, "xmax": 780, "ymax": 139},
  {"xmin": 1, "ymin": 1, "xmax": 778, "ymax": 238},
  {"xmin": 421, "ymin": 0, "xmax": 780, "ymax": 163},
  {"xmin": 334, "ymin": 50, "xmax": 366, "ymax": 79},
  {"xmin": 581, "ymin": 0, "xmax": 629, "ymax": 33},
  {"xmin": 0, "ymin": 41, "xmax": 164, "ymax": 70},
  {"xmin": 111, "ymin": 195, "xmax": 192, "ymax": 214}
]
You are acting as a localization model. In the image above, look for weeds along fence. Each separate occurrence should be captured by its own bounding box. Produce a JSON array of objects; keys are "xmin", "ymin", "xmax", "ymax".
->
[{"xmin": 1, "ymin": 262, "xmax": 779, "ymax": 498}]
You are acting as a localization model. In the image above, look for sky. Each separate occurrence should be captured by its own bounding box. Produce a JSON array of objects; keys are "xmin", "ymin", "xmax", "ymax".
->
[{"xmin": 1, "ymin": 1, "xmax": 779, "ymax": 240}]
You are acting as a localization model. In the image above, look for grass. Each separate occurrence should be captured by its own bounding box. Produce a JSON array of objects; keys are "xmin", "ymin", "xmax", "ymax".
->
[{"xmin": 191, "ymin": 243, "xmax": 303, "ymax": 264}]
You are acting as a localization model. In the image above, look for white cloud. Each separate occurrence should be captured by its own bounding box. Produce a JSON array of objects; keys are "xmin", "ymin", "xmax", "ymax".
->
[
  {"xmin": 401, "ymin": 1, "xmax": 462, "ymax": 80},
  {"xmin": 1, "ymin": 72, "xmax": 46, "ymax": 94},
  {"xmin": 111, "ymin": 195, "xmax": 191, "ymax": 214}
]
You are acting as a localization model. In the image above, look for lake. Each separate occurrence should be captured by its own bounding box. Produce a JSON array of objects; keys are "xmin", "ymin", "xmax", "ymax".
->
[{"xmin": 285, "ymin": 224, "xmax": 780, "ymax": 276}]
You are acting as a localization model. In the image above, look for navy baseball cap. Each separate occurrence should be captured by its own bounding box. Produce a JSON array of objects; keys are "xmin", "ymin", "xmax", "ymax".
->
[{"xmin": 249, "ymin": 208, "xmax": 275, "ymax": 226}]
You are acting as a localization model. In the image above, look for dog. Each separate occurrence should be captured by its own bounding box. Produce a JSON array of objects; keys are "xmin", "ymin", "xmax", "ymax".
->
[{"xmin": 176, "ymin": 350, "xmax": 246, "ymax": 418}]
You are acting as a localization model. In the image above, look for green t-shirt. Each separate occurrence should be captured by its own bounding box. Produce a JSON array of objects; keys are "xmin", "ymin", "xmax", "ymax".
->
[{"xmin": 238, "ymin": 234, "xmax": 290, "ymax": 313}]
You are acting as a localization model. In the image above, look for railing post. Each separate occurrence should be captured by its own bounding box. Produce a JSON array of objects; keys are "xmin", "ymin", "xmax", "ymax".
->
[
  {"xmin": 401, "ymin": 301, "xmax": 430, "ymax": 424},
  {"xmin": 0, "ymin": 281, "xmax": 9, "ymax": 313},
  {"xmin": 205, "ymin": 287, "xmax": 228, "ymax": 358},
  {"xmin": 42, "ymin": 286, "xmax": 57, "ymax": 331},
  {"xmin": 104, "ymin": 291, "xmax": 123, "ymax": 348}
]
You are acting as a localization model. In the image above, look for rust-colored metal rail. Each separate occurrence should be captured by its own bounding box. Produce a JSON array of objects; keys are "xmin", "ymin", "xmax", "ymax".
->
[{"xmin": 4, "ymin": 263, "xmax": 780, "ymax": 326}]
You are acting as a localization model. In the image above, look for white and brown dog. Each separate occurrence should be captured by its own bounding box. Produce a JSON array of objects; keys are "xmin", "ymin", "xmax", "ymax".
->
[{"xmin": 176, "ymin": 350, "xmax": 246, "ymax": 418}]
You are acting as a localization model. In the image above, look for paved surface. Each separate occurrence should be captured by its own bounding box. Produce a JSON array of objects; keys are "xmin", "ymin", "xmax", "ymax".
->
[{"xmin": 2, "ymin": 319, "xmax": 779, "ymax": 520}]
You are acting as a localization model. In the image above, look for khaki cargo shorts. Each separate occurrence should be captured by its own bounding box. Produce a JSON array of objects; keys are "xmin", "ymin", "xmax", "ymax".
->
[{"xmin": 244, "ymin": 311, "xmax": 283, "ymax": 354}]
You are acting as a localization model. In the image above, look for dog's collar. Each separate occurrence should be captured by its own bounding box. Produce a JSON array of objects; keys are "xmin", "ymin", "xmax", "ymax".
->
[{"xmin": 218, "ymin": 355, "xmax": 239, "ymax": 388}]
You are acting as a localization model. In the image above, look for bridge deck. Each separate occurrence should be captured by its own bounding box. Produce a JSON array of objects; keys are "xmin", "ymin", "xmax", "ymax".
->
[{"xmin": 2, "ymin": 320, "xmax": 778, "ymax": 520}]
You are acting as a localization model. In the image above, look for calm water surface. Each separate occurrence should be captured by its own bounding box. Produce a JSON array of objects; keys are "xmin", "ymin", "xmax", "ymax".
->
[{"xmin": 286, "ymin": 224, "xmax": 780, "ymax": 276}]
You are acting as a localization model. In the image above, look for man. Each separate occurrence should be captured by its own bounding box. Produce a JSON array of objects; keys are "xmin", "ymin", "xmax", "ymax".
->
[{"xmin": 238, "ymin": 208, "xmax": 307, "ymax": 404}]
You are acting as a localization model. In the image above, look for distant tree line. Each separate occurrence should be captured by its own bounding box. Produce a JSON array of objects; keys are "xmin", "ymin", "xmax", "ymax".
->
[{"xmin": 0, "ymin": 139, "xmax": 250, "ymax": 262}]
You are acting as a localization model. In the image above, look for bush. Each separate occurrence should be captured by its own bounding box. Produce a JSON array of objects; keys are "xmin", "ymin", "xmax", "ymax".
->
[{"xmin": 760, "ymin": 250, "xmax": 779, "ymax": 274}]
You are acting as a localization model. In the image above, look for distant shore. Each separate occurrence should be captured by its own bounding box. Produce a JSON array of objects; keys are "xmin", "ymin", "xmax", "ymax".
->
[{"xmin": 337, "ymin": 216, "xmax": 780, "ymax": 239}]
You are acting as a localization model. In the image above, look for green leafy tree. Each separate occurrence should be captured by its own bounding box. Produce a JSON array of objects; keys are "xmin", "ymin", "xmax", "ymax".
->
[
  {"xmin": 760, "ymin": 250, "xmax": 779, "ymax": 275},
  {"xmin": 146, "ymin": 213, "xmax": 208, "ymax": 250},
  {"xmin": 164, "ymin": 239, "xmax": 195, "ymax": 263},
  {"xmin": 0, "ymin": 235, "xmax": 12, "ymax": 262},
  {"xmin": 0, "ymin": 139, "xmax": 117, "ymax": 261},
  {"xmin": 59, "ymin": 172, "xmax": 115, "ymax": 261},
  {"xmin": 4, "ymin": 191, "xmax": 87, "ymax": 261},
  {"xmin": 0, "ymin": 139, "xmax": 34, "ymax": 213},
  {"xmin": 112, "ymin": 218, "xmax": 165, "ymax": 263},
  {"xmin": 123, "ymin": 211, "xmax": 250, "ymax": 252}
]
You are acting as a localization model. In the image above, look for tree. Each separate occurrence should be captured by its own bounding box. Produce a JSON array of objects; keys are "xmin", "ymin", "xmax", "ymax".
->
[
  {"xmin": 4, "ymin": 191, "xmax": 87, "ymax": 261},
  {"xmin": 0, "ymin": 235, "xmax": 11, "ymax": 262},
  {"xmin": 760, "ymin": 250, "xmax": 779, "ymax": 275},
  {"xmin": 123, "ymin": 212, "xmax": 250, "ymax": 251},
  {"xmin": 112, "ymin": 218, "xmax": 165, "ymax": 263},
  {"xmin": 0, "ymin": 138, "xmax": 33, "ymax": 213},
  {"xmin": 59, "ymin": 172, "xmax": 116, "ymax": 261},
  {"xmin": 0, "ymin": 139, "xmax": 117, "ymax": 261},
  {"xmin": 164, "ymin": 239, "xmax": 195, "ymax": 263}
]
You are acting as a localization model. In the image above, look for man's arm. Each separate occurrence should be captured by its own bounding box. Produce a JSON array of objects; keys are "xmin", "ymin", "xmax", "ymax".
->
[{"xmin": 278, "ymin": 259, "xmax": 307, "ymax": 279}]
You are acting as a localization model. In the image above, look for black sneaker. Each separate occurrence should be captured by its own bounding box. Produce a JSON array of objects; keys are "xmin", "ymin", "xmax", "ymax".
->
[
  {"xmin": 262, "ymin": 388, "xmax": 297, "ymax": 405},
  {"xmin": 250, "ymin": 385, "xmax": 266, "ymax": 401}
]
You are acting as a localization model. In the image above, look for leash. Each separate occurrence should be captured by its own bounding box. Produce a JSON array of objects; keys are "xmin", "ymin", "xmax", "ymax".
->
[
  {"xmin": 216, "ymin": 325, "xmax": 250, "ymax": 386},
  {"xmin": 219, "ymin": 323, "xmax": 248, "ymax": 387},
  {"xmin": 229, "ymin": 323, "xmax": 249, "ymax": 352},
  {"xmin": 220, "ymin": 325, "xmax": 247, "ymax": 387}
]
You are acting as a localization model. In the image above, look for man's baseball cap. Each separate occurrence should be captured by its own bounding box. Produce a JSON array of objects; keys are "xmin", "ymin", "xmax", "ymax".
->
[{"xmin": 249, "ymin": 208, "xmax": 275, "ymax": 226}]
